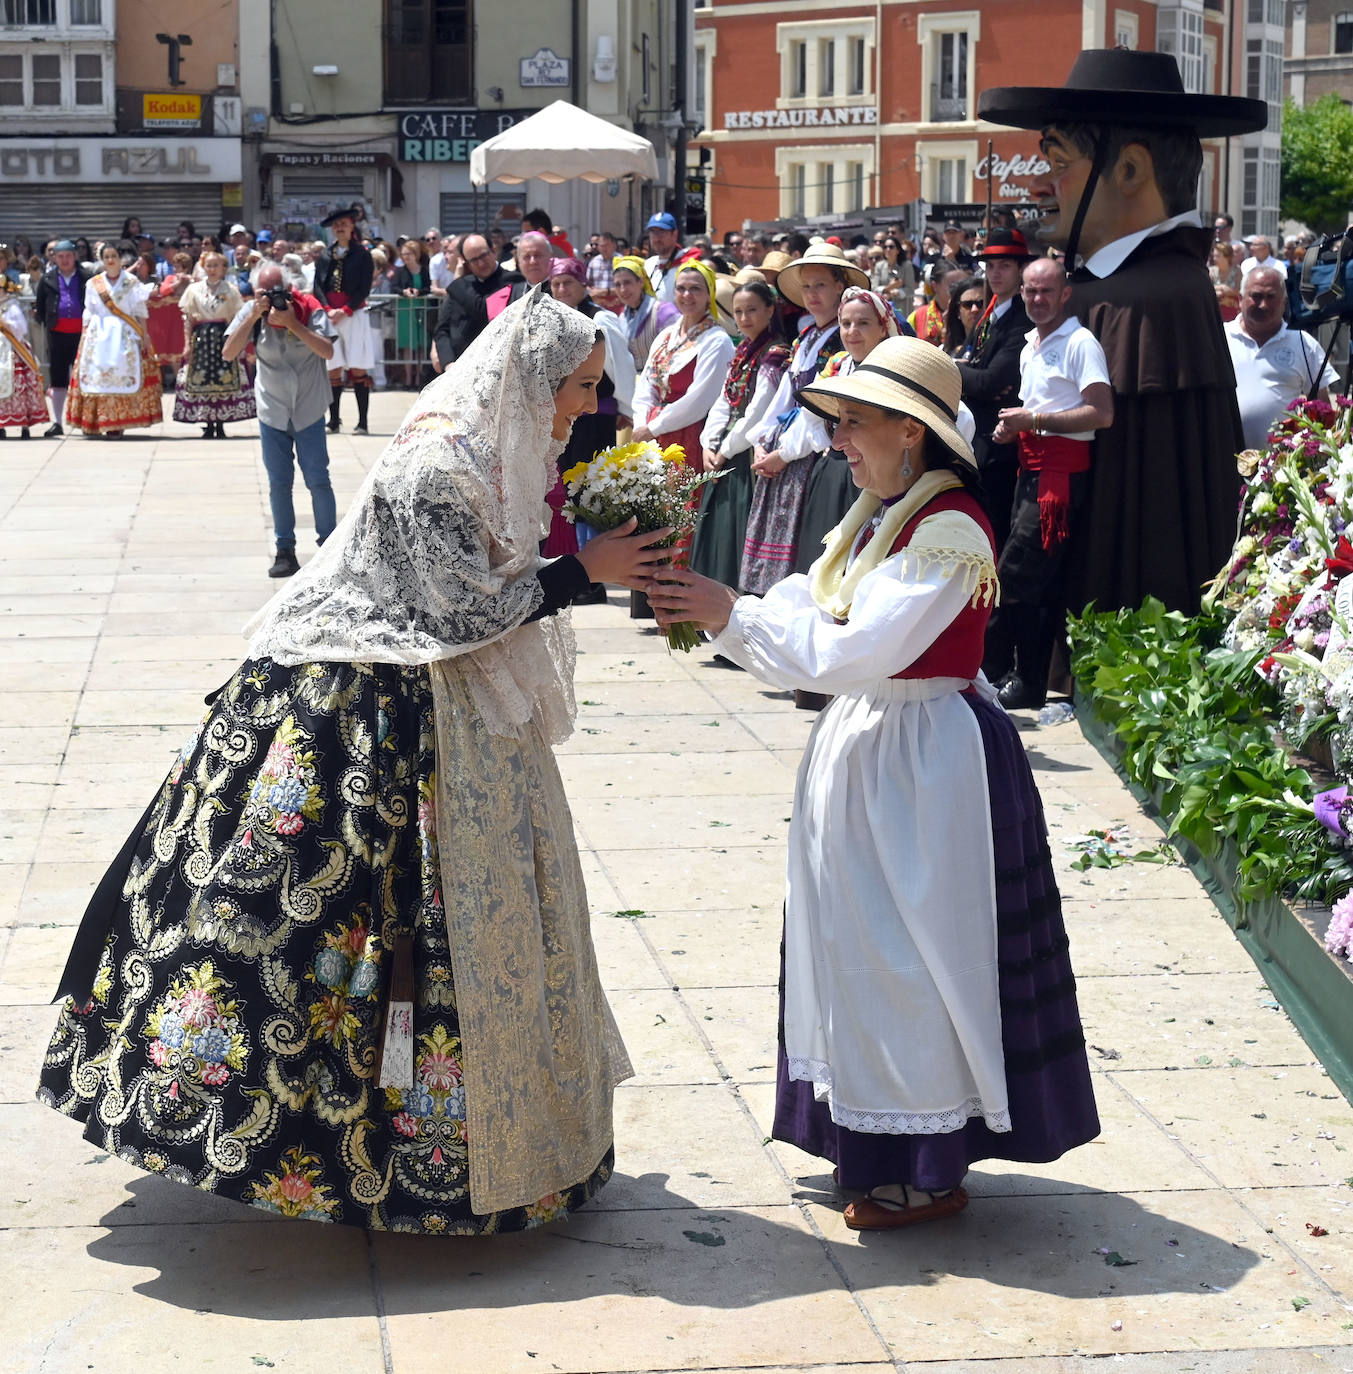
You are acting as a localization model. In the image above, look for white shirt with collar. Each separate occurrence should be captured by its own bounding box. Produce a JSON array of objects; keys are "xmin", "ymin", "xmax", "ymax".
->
[
  {"xmin": 1225, "ymin": 317, "xmax": 1338, "ymax": 450},
  {"xmin": 1018, "ymin": 314, "xmax": 1111, "ymax": 441},
  {"xmin": 1082, "ymin": 209, "xmax": 1204, "ymax": 279}
]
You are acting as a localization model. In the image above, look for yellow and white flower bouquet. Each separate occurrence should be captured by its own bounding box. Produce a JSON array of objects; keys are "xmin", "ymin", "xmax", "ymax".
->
[{"xmin": 562, "ymin": 439, "xmax": 717, "ymax": 651}]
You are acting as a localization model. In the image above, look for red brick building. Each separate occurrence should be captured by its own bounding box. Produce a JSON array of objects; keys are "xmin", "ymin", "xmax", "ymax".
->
[{"xmin": 692, "ymin": 0, "xmax": 1282, "ymax": 237}]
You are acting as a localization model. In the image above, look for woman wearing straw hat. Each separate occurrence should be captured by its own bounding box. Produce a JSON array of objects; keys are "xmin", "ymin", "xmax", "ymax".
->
[
  {"xmin": 649, "ymin": 336, "xmax": 1099, "ymax": 1231},
  {"xmin": 613, "ymin": 254, "xmax": 679, "ymax": 375},
  {"xmin": 740, "ymin": 242, "xmax": 867, "ymax": 605}
]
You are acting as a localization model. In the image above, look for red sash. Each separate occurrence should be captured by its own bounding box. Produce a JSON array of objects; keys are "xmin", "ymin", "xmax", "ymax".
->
[{"xmin": 1016, "ymin": 432, "xmax": 1091, "ymax": 550}]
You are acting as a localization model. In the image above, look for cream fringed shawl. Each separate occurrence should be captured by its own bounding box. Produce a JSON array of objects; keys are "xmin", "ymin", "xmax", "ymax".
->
[{"xmin": 809, "ymin": 470, "xmax": 1000, "ymax": 620}]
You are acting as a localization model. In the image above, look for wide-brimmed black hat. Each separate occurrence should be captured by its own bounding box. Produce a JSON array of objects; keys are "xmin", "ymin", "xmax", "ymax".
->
[
  {"xmin": 320, "ymin": 203, "xmax": 365, "ymax": 228},
  {"xmin": 979, "ymin": 49, "xmax": 1268, "ymax": 139},
  {"xmin": 979, "ymin": 227, "xmax": 1033, "ymax": 262}
]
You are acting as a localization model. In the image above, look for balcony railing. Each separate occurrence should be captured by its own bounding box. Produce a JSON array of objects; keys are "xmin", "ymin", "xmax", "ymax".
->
[{"xmin": 930, "ymin": 85, "xmax": 967, "ymax": 121}]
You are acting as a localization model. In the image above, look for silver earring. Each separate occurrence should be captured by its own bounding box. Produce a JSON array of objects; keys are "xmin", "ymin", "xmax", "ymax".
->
[{"xmin": 900, "ymin": 448, "xmax": 915, "ymax": 482}]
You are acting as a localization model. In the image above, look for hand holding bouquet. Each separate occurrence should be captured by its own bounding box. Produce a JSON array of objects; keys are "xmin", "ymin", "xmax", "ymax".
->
[{"xmin": 562, "ymin": 439, "xmax": 719, "ymax": 651}]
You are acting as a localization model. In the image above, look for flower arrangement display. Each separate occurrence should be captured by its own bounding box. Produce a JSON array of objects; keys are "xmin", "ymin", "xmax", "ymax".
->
[
  {"xmin": 1071, "ymin": 396, "xmax": 1353, "ymax": 966},
  {"xmin": 561, "ymin": 439, "xmax": 718, "ymax": 651},
  {"xmin": 1210, "ymin": 398, "xmax": 1353, "ymax": 760}
]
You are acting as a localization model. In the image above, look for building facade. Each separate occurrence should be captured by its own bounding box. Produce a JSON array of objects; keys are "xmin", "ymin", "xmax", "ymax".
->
[
  {"xmin": 0, "ymin": 0, "xmax": 242, "ymax": 243},
  {"xmin": 239, "ymin": 0, "xmax": 686, "ymax": 247},
  {"xmin": 1286, "ymin": 0, "xmax": 1353, "ymax": 107},
  {"xmin": 692, "ymin": 0, "xmax": 1284, "ymax": 242}
]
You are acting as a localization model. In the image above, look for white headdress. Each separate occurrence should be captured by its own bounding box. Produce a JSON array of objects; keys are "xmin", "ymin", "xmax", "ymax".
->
[{"xmin": 246, "ymin": 285, "xmax": 601, "ymax": 743}]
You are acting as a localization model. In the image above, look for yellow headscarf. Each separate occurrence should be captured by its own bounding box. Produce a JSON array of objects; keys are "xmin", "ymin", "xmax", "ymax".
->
[
  {"xmin": 612, "ymin": 255, "xmax": 653, "ymax": 295},
  {"xmin": 676, "ymin": 257, "xmax": 721, "ymax": 323}
]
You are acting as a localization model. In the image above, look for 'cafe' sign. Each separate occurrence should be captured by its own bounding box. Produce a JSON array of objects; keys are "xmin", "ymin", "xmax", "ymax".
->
[{"xmin": 976, "ymin": 151, "xmax": 1052, "ymax": 199}]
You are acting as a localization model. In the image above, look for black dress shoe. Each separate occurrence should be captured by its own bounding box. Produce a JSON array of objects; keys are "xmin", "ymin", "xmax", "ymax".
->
[
  {"xmin": 268, "ymin": 547, "xmax": 301, "ymax": 578},
  {"xmin": 42, "ymin": 422, "xmax": 63, "ymax": 438},
  {"xmin": 997, "ymin": 674, "xmax": 1045, "ymax": 710},
  {"xmin": 795, "ymin": 690, "xmax": 833, "ymax": 711},
  {"xmin": 572, "ymin": 582, "xmax": 609, "ymax": 605}
]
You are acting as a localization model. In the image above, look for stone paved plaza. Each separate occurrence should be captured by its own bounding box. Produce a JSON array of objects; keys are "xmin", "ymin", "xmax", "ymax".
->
[{"xmin": 4, "ymin": 393, "xmax": 1353, "ymax": 1372}]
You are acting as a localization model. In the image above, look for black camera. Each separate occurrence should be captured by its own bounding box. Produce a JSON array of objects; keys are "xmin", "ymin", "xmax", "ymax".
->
[{"xmin": 266, "ymin": 287, "xmax": 292, "ymax": 312}]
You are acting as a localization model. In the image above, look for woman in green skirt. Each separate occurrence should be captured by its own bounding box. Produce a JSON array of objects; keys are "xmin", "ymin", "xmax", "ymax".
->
[{"xmin": 689, "ymin": 281, "xmax": 789, "ymax": 588}]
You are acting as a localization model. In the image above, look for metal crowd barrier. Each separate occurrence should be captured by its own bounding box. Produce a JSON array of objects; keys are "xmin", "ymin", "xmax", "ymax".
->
[{"xmin": 365, "ymin": 292, "xmax": 443, "ymax": 391}]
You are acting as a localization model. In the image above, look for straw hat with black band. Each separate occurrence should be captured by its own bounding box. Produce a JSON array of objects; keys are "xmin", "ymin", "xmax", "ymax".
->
[
  {"xmin": 798, "ymin": 338, "xmax": 991, "ymax": 619},
  {"xmin": 799, "ymin": 335, "xmax": 975, "ymax": 470},
  {"xmin": 978, "ymin": 49, "xmax": 1267, "ymax": 268},
  {"xmin": 775, "ymin": 241, "xmax": 870, "ymax": 308}
]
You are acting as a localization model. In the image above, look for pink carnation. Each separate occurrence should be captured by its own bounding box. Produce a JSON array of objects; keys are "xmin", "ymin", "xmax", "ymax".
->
[{"xmin": 1325, "ymin": 892, "xmax": 1353, "ymax": 959}]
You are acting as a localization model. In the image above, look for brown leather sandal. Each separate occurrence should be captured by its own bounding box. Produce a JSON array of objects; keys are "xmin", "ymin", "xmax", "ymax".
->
[{"xmin": 844, "ymin": 1185, "xmax": 969, "ymax": 1231}]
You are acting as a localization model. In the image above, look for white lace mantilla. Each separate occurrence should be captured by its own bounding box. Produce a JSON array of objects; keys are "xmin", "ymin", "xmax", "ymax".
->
[
  {"xmin": 246, "ymin": 286, "xmax": 601, "ymax": 744},
  {"xmin": 788, "ymin": 1057, "xmax": 1013, "ymax": 1136}
]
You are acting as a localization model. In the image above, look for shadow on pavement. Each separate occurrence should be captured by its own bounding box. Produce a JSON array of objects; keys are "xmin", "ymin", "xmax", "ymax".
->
[{"xmin": 85, "ymin": 1166, "xmax": 1261, "ymax": 1315}]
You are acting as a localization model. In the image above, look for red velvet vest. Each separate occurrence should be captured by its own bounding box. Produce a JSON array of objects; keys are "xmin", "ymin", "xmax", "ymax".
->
[{"xmin": 883, "ymin": 489, "xmax": 995, "ymax": 681}]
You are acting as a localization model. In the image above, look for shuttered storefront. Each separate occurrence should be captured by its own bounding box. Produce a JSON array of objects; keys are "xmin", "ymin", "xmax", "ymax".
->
[
  {"xmin": 0, "ymin": 184, "xmax": 227, "ymax": 247},
  {"xmin": 438, "ymin": 190, "xmax": 523, "ymax": 235}
]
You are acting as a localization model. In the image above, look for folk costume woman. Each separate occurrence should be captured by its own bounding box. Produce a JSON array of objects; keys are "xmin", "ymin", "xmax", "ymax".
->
[
  {"xmin": 792, "ymin": 286, "xmax": 898, "ymax": 579},
  {"xmin": 37, "ymin": 288, "xmax": 673, "ymax": 1234},
  {"xmin": 740, "ymin": 242, "xmax": 867, "ymax": 597},
  {"xmin": 173, "ymin": 252, "xmax": 257, "ymax": 438},
  {"xmin": 630, "ymin": 260, "xmax": 735, "ymax": 470},
  {"xmin": 689, "ymin": 281, "xmax": 789, "ymax": 588},
  {"xmin": 0, "ymin": 291, "xmax": 50, "ymax": 438},
  {"xmin": 648, "ymin": 337, "xmax": 1099, "ymax": 1231},
  {"xmin": 313, "ymin": 205, "xmax": 376, "ymax": 435},
  {"xmin": 65, "ymin": 241, "xmax": 162, "ymax": 438},
  {"xmin": 613, "ymin": 255, "xmax": 679, "ymax": 375}
]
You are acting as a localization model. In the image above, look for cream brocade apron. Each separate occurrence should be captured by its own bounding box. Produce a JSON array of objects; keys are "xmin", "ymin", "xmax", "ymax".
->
[{"xmin": 428, "ymin": 661, "xmax": 632, "ymax": 1213}]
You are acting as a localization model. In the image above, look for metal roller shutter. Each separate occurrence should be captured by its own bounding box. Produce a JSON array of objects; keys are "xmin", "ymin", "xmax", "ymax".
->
[
  {"xmin": 0, "ymin": 184, "xmax": 226, "ymax": 248},
  {"xmin": 438, "ymin": 190, "xmax": 522, "ymax": 235}
]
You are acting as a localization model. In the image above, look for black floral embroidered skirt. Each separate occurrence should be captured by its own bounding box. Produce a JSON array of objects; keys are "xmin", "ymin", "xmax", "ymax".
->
[{"xmin": 36, "ymin": 658, "xmax": 612, "ymax": 1233}]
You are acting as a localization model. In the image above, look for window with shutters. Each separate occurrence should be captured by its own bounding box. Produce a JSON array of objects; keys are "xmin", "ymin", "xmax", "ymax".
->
[
  {"xmin": 918, "ymin": 11, "xmax": 981, "ymax": 123},
  {"xmin": 383, "ymin": 0, "xmax": 473, "ymax": 106},
  {"xmin": 776, "ymin": 18, "xmax": 876, "ymax": 107},
  {"xmin": 0, "ymin": 43, "xmax": 108, "ymax": 110}
]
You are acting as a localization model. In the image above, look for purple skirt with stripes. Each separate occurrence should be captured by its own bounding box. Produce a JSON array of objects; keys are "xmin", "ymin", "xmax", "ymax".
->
[{"xmin": 772, "ymin": 690, "xmax": 1100, "ymax": 1192}]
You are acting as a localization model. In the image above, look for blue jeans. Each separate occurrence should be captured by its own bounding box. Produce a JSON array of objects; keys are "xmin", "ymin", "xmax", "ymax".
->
[{"xmin": 259, "ymin": 417, "xmax": 337, "ymax": 550}]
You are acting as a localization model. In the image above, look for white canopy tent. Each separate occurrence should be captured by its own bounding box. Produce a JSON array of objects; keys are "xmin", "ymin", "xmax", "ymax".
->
[{"xmin": 469, "ymin": 100, "xmax": 660, "ymax": 187}]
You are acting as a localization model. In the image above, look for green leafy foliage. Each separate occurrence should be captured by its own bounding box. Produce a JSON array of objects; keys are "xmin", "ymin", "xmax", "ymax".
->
[
  {"xmin": 1282, "ymin": 95, "xmax": 1353, "ymax": 233},
  {"xmin": 1068, "ymin": 599, "xmax": 1353, "ymax": 906}
]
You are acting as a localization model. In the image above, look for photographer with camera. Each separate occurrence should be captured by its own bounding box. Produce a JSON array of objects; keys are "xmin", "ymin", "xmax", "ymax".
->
[{"xmin": 224, "ymin": 263, "xmax": 339, "ymax": 578}]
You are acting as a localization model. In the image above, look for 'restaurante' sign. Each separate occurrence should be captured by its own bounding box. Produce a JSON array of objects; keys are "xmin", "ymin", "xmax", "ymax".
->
[{"xmin": 723, "ymin": 106, "xmax": 877, "ymax": 130}]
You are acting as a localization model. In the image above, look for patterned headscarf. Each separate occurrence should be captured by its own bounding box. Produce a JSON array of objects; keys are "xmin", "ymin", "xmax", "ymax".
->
[{"xmin": 839, "ymin": 285, "xmax": 900, "ymax": 338}]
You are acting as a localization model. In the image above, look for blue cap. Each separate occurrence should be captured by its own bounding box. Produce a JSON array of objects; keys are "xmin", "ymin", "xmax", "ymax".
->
[
  {"xmin": 646, "ymin": 212, "xmax": 677, "ymax": 231},
  {"xmin": 256, "ymin": 229, "xmax": 273, "ymax": 243},
  {"xmin": 53, "ymin": 239, "xmax": 76, "ymax": 252}
]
